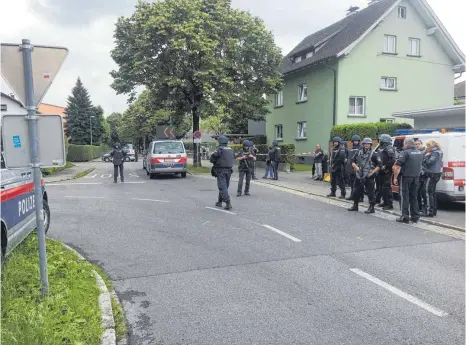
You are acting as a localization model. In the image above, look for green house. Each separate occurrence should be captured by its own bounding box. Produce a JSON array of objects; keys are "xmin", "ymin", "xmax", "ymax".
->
[{"xmin": 266, "ymin": 0, "xmax": 465, "ymax": 154}]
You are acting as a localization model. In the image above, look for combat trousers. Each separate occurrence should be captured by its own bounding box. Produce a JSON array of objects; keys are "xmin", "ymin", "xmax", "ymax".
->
[
  {"xmin": 399, "ymin": 176, "xmax": 420, "ymax": 221},
  {"xmin": 114, "ymin": 164, "xmax": 124, "ymax": 182},
  {"xmin": 237, "ymin": 170, "xmax": 251, "ymax": 194},
  {"xmin": 330, "ymin": 168, "xmax": 346, "ymax": 196},
  {"xmin": 424, "ymin": 173, "xmax": 441, "ymax": 216},
  {"xmin": 379, "ymin": 172, "xmax": 393, "ymax": 205},
  {"xmin": 217, "ymin": 168, "xmax": 232, "ymax": 202},
  {"xmin": 353, "ymin": 176, "xmax": 375, "ymax": 204}
]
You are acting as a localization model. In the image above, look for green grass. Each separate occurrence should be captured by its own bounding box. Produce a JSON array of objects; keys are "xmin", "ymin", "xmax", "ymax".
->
[
  {"xmin": 187, "ymin": 164, "xmax": 211, "ymax": 174},
  {"xmin": 72, "ymin": 168, "xmax": 95, "ymax": 179},
  {"xmin": 1, "ymin": 234, "xmax": 102, "ymax": 345},
  {"xmin": 41, "ymin": 161, "xmax": 74, "ymax": 176},
  {"xmin": 292, "ymin": 164, "xmax": 314, "ymax": 172}
]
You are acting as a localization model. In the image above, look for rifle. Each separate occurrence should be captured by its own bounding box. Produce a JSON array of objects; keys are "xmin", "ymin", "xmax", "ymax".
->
[{"xmin": 355, "ymin": 150, "xmax": 374, "ymax": 181}]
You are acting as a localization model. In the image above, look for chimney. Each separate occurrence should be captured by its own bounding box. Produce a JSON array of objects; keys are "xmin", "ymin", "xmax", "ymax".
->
[{"xmin": 346, "ymin": 6, "xmax": 360, "ymax": 16}]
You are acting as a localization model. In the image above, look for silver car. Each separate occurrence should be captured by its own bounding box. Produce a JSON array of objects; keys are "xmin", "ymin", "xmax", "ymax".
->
[{"xmin": 145, "ymin": 140, "xmax": 188, "ymax": 179}]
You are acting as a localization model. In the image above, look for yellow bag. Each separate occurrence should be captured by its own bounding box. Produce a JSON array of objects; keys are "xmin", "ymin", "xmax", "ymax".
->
[{"xmin": 323, "ymin": 173, "xmax": 330, "ymax": 182}]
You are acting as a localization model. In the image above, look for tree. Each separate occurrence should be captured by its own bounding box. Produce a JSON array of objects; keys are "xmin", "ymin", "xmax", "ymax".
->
[
  {"xmin": 107, "ymin": 112, "xmax": 123, "ymax": 144},
  {"xmin": 110, "ymin": 0, "xmax": 283, "ymax": 166},
  {"xmin": 64, "ymin": 78, "xmax": 96, "ymax": 145},
  {"xmin": 200, "ymin": 105, "xmax": 228, "ymax": 135},
  {"xmin": 90, "ymin": 105, "xmax": 107, "ymax": 145}
]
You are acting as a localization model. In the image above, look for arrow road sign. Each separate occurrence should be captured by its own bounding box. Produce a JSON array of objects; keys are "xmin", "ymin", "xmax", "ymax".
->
[
  {"xmin": 1, "ymin": 43, "xmax": 68, "ymax": 107},
  {"xmin": 156, "ymin": 126, "xmax": 176, "ymax": 139}
]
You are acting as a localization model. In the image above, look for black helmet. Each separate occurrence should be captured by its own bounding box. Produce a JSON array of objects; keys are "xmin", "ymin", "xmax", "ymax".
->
[
  {"xmin": 362, "ymin": 137, "xmax": 373, "ymax": 145},
  {"xmin": 217, "ymin": 135, "xmax": 228, "ymax": 145},
  {"xmin": 273, "ymin": 140, "xmax": 279, "ymax": 146},
  {"xmin": 378, "ymin": 134, "xmax": 392, "ymax": 145},
  {"xmin": 332, "ymin": 136, "xmax": 342, "ymax": 143},
  {"xmin": 351, "ymin": 135, "xmax": 361, "ymax": 142},
  {"xmin": 243, "ymin": 140, "xmax": 250, "ymax": 147}
]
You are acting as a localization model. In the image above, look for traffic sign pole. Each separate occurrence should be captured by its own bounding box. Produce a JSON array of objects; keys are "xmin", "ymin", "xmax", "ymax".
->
[{"xmin": 22, "ymin": 39, "xmax": 49, "ymax": 296}]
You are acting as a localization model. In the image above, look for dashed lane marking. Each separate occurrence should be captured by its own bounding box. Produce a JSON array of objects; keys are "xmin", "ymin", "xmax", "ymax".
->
[
  {"xmin": 350, "ymin": 268, "xmax": 449, "ymax": 317},
  {"xmin": 131, "ymin": 198, "xmax": 170, "ymax": 203},
  {"xmin": 262, "ymin": 224, "xmax": 302, "ymax": 242},
  {"xmin": 64, "ymin": 196, "xmax": 105, "ymax": 199},
  {"xmin": 205, "ymin": 206, "xmax": 236, "ymax": 215}
]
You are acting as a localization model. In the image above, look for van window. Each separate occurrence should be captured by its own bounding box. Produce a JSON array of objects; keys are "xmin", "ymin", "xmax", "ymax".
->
[
  {"xmin": 153, "ymin": 142, "xmax": 184, "ymax": 154},
  {"xmin": 393, "ymin": 138, "xmax": 404, "ymax": 151}
]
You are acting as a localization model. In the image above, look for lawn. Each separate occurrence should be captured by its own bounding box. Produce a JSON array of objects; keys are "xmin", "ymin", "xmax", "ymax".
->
[
  {"xmin": 187, "ymin": 164, "xmax": 211, "ymax": 174},
  {"xmin": 1, "ymin": 234, "xmax": 102, "ymax": 345},
  {"xmin": 41, "ymin": 161, "xmax": 74, "ymax": 175},
  {"xmin": 292, "ymin": 164, "xmax": 314, "ymax": 172}
]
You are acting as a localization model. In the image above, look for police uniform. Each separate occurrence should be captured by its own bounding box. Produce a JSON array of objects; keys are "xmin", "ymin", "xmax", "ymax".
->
[
  {"xmin": 346, "ymin": 135, "xmax": 362, "ymax": 201},
  {"xmin": 348, "ymin": 138, "xmax": 382, "ymax": 213},
  {"xmin": 237, "ymin": 140, "xmax": 254, "ymax": 196},
  {"xmin": 328, "ymin": 137, "xmax": 346, "ymax": 198},
  {"xmin": 394, "ymin": 146, "xmax": 424, "ymax": 223},
  {"xmin": 422, "ymin": 147, "xmax": 443, "ymax": 217},
  {"xmin": 110, "ymin": 145, "xmax": 127, "ymax": 183},
  {"xmin": 249, "ymin": 144, "xmax": 258, "ymax": 179},
  {"xmin": 377, "ymin": 134, "xmax": 396, "ymax": 209},
  {"xmin": 210, "ymin": 136, "xmax": 235, "ymax": 210},
  {"xmin": 271, "ymin": 140, "xmax": 281, "ymax": 180}
]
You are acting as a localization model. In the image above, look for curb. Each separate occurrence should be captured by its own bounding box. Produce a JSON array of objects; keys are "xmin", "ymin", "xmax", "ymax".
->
[
  {"xmin": 254, "ymin": 180, "xmax": 465, "ymax": 233},
  {"xmin": 110, "ymin": 289, "xmax": 129, "ymax": 345},
  {"xmin": 56, "ymin": 241, "xmax": 117, "ymax": 345},
  {"xmin": 44, "ymin": 167, "xmax": 96, "ymax": 183}
]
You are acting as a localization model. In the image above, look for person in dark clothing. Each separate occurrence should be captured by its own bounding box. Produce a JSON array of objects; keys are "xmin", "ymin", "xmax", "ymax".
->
[
  {"xmin": 313, "ymin": 144, "xmax": 324, "ymax": 180},
  {"xmin": 341, "ymin": 140, "xmax": 350, "ymax": 186},
  {"xmin": 327, "ymin": 136, "xmax": 346, "ymax": 199},
  {"xmin": 346, "ymin": 135, "xmax": 362, "ymax": 201},
  {"xmin": 110, "ymin": 143, "xmax": 127, "ymax": 183},
  {"xmin": 263, "ymin": 146, "xmax": 275, "ymax": 179},
  {"xmin": 374, "ymin": 143, "xmax": 383, "ymax": 205},
  {"xmin": 210, "ymin": 135, "xmax": 235, "ymax": 210},
  {"xmin": 376, "ymin": 134, "xmax": 396, "ymax": 210},
  {"xmin": 322, "ymin": 152, "xmax": 329, "ymax": 176},
  {"xmin": 249, "ymin": 142, "xmax": 259, "ymax": 180},
  {"xmin": 271, "ymin": 140, "xmax": 281, "ymax": 180},
  {"xmin": 416, "ymin": 139, "xmax": 427, "ymax": 213},
  {"xmin": 422, "ymin": 140, "xmax": 443, "ymax": 217},
  {"xmin": 393, "ymin": 138, "xmax": 424, "ymax": 223},
  {"xmin": 236, "ymin": 140, "xmax": 255, "ymax": 196},
  {"xmin": 348, "ymin": 137, "xmax": 382, "ymax": 213}
]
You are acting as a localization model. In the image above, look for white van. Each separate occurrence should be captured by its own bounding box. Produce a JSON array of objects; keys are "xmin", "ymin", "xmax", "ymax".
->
[{"xmin": 392, "ymin": 131, "xmax": 465, "ymax": 202}]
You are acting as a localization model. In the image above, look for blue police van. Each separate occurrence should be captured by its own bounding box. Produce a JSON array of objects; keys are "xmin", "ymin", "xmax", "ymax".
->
[{"xmin": 0, "ymin": 160, "xmax": 50, "ymax": 262}]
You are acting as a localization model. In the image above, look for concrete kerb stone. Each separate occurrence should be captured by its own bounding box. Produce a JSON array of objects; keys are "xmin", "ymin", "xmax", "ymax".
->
[{"xmin": 53, "ymin": 240, "xmax": 117, "ymax": 345}]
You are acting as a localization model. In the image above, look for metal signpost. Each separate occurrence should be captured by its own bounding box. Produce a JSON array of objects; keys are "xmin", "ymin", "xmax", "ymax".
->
[{"xmin": 1, "ymin": 39, "xmax": 68, "ymax": 295}]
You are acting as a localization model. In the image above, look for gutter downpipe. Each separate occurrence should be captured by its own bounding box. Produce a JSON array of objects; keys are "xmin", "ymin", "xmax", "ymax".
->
[{"xmin": 322, "ymin": 61, "xmax": 337, "ymax": 126}]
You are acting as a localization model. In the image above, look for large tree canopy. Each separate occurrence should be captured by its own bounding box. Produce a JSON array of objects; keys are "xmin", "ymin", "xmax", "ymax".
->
[{"xmin": 110, "ymin": 0, "xmax": 283, "ymax": 165}]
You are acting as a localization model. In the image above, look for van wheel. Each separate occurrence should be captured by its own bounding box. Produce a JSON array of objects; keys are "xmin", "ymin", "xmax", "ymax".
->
[
  {"xmin": 42, "ymin": 199, "xmax": 51, "ymax": 234},
  {"xmin": 181, "ymin": 172, "xmax": 187, "ymax": 178}
]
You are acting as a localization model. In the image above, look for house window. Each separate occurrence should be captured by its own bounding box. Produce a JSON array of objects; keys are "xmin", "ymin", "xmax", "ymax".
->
[
  {"xmin": 275, "ymin": 90, "xmax": 283, "ymax": 107},
  {"xmin": 408, "ymin": 38, "xmax": 421, "ymax": 56},
  {"xmin": 297, "ymin": 121, "xmax": 307, "ymax": 139},
  {"xmin": 380, "ymin": 118, "xmax": 395, "ymax": 123},
  {"xmin": 380, "ymin": 77, "xmax": 397, "ymax": 90},
  {"xmin": 398, "ymin": 6, "xmax": 407, "ymax": 19},
  {"xmin": 384, "ymin": 35, "xmax": 397, "ymax": 54},
  {"xmin": 295, "ymin": 56, "xmax": 302, "ymax": 63},
  {"xmin": 349, "ymin": 96, "xmax": 365, "ymax": 116},
  {"xmin": 1, "ymin": 104, "xmax": 6, "ymax": 111},
  {"xmin": 298, "ymin": 83, "xmax": 308, "ymax": 102},
  {"xmin": 306, "ymin": 51, "xmax": 314, "ymax": 59},
  {"xmin": 275, "ymin": 124, "xmax": 283, "ymax": 139}
]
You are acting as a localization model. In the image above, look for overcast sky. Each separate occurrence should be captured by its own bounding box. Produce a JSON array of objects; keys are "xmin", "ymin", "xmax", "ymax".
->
[{"xmin": 1, "ymin": 0, "xmax": 465, "ymax": 115}]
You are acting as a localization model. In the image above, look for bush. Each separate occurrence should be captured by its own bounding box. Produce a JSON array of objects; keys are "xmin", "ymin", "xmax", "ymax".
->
[
  {"xmin": 41, "ymin": 161, "xmax": 74, "ymax": 175},
  {"xmin": 230, "ymin": 143, "xmax": 296, "ymax": 169},
  {"xmin": 67, "ymin": 144, "xmax": 108, "ymax": 162},
  {"xmin": 330, "ymin": 122, "xmax": 412, "ymax": 140}
]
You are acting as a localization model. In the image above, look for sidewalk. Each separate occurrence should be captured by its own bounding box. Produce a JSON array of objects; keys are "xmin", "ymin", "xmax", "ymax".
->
[
  {"xmin": 190, "ymin": 158, "xmax": 464, "ymax": 231},
  {"xmin": 43, "ymin": 162, "xmax": 96, "ymax": 183}
]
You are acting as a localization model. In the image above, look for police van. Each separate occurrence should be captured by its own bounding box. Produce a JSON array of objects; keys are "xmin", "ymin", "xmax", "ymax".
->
[
  {"xmin": 0, "ymin": 162, "xmax": 50, "ymax": 262},
  {"xmin": 391, "ymin": 129, "xmax": 465, "ymax": 202}
]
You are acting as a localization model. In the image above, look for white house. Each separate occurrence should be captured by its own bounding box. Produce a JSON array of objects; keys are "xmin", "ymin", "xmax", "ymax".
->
[{"xmin": 1, "ymin": 92, "xmax": 27, "ymax": 115}]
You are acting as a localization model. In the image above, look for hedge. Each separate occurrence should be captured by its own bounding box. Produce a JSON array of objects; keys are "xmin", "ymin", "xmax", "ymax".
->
[
  {"xmin": 330, "ymin": 122, "xmax": 412, "ymax": 140},
  {"xmin": 230, "ymin": 143, "xmax": 296, "ymax": 170},
  {"xmin": 67, "ymin": 144, "xmax": 108, "ymax": 162}
]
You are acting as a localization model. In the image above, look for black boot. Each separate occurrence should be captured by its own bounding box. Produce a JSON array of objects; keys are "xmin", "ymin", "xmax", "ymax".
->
[
  {"xmin": 348, "ymin": 202, "xmax": 358, "ymax": 211},
  {"xmin": 215, "ymin": 198, "xmax": 222, "ymax": 207},
  {"xmin": 327, "ymin": 192, "xmax": 336, "ymax": 198},
  {"xmin": 236, "ymin": 192, "xmax": 242, "ymax": 197},
  {"xmin": 382, "ymin": 204, "xmax": 393, "ymax": 210},
  {"xmin": 224, "ymin": 201, "xmax": 232, "ymax": 210},
  {"xmin": 244, "ymin": 191, "xmax": 250, "ymax": 196},
  {"xmin": 365, "ymin": 204, "xmax": 375, "ymax": 214},
  {"xmin": 396, "ymin": 217, "xmax": 409, "ymax": 224},
  {"xmin": 338, "ymin": 194, "xmax": 346, "ymax": 199}
]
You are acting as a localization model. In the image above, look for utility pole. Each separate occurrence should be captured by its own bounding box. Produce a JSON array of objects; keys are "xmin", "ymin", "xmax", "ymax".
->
[
  {"xmin": 90, "ymin": 115, "xmax": 94, "ymax": 145},
  {"xmin": 22, "ymin": 39, "xmax": 49, "ymax": 295}
]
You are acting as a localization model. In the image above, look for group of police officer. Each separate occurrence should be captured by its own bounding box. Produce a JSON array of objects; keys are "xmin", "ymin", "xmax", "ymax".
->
[{"xmin": 327, "ymin": 134, "xmax": 443, "ymax": 223}]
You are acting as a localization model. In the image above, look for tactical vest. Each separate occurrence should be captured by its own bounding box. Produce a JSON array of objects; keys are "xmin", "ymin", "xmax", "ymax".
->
[
  {"xmin": 425, "ymin": 149, "xmax": 443, "ymax": 174},
  {"xmin": 356, "ymin": 149, "xmax": 374, "ymax": 177},
  {"xmin": 380, "ymin": 145, "xmax": 395, "ymax": 167},
  {"xmin": 216, "ymin": 146, "xmax": 234, "ymax": 168},
  {"xmin": 402, "ymin": 148, "xmax": 423, "ymax": 177},
  {"xmin": 347, "ymin": 144, "xmax": 361, "ymax": 161}
]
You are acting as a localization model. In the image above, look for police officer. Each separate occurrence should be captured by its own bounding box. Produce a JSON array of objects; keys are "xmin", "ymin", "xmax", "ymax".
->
[
  {"xmin": 345, "ymin": 135, "xmax": 362, "ymax": 201},
  {"xmin": 110, "ymin": 143, "xmax": 127, "ymax": 183},
  {"xmin": 236, "ymin": 140, "xmax": 254, "ymax": 196},
  {"xmin": 422, "ymin": 140, "xmax": 443, "ymax": 217},
  {"xmin": 376, "ymin": 134, "xmax": 396, "ymax": 210},
  {"xmin": 271, "ymin": 140, "xmax": 281, "ymax": 180},
  {"xmin": 393, "ymin": 138, "xmax": 424, "ymax": 223},
  {"xmin": 348, "ymin": 138, "xmax": 382, "ymax": 213},
  {"xmin": 327, "ymin": 136, "xmax": 346, "ymax": 199},
  {"xmin": 249, "ymin": 141, "xmax": 259, "ymax": 180},
  {"xmin": 210, "ymin": 135, "xmax": 235, "ymax": 210}
]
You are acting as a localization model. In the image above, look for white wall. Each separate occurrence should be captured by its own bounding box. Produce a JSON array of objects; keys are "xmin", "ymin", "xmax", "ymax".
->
[{"xmin": 1, "ymin": 95, "xmax": 27, "ymax": 115}]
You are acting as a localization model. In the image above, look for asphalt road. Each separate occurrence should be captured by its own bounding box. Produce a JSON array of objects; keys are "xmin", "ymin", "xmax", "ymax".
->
[{"xmin": 46, "ymin": 161, "xmax": 465, "ymax": 345}]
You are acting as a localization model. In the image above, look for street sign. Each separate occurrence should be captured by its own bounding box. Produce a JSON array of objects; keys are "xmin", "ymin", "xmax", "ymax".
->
[
  {"xmin": 156, "ymin": 126, "xmax": 176, "ymax": 139},
  {"xmin": 2, "ymin": 114, "xmax": 66, "ymax": 169},
  {"xmin": 193, "ymin": 130, "xmax": 202, "ymax": 139},
  {"xmin": 1, "ymin": 43, "xmax": 68, "ymax": 107}
]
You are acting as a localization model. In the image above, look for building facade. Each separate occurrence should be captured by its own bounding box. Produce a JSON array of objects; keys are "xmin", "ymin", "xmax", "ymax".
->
[{"xmin": 266, "ymin": 0, "xmax": 465, "ymax": 154}]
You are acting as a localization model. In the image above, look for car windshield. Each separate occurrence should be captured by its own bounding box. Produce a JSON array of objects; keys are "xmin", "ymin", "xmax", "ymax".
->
[{"xmin": 153, "ymin": 142, "xmax": 184, "ymax": 154}]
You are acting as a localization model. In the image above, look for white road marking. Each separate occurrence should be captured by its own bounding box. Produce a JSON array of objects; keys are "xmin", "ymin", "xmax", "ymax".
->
[
  {"xmin": 202, "ymin": 221, "xmax": 211, "ymax": 225},
  {"xmin": 205, "ymin": 206, "xmax": 236, "ymax": 215},
  {"xmin": 129, "ymin": 173, "xmax": 140, "ymax": 178},
  {"xmin": 101, "ymin": 174, "xmax": 112, "ymax": 178},
  {"xmin": 84, "ymin": 174, "xmax": 98, "ymax": 179},
  {"xmin": 261, "ymin": 224, "xmax": 302, "ymax": 242},
  {"xmin": 64, "ymin": 196, "xmax": 105, "ymax": 199},
  {"xmin": 131, "ymin": 198, "xmax": 170, "ymax": 203},
  {"xmin": 349, "ymin": 268, "xmax": 448, "ymax": 317},
  {"xmin": 46, "ymin": 182, "xmax": 103, "ymax": 186},
  {"xmin": 121, "ymin": 181, "xmax": 145, "ymax": 184}
]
